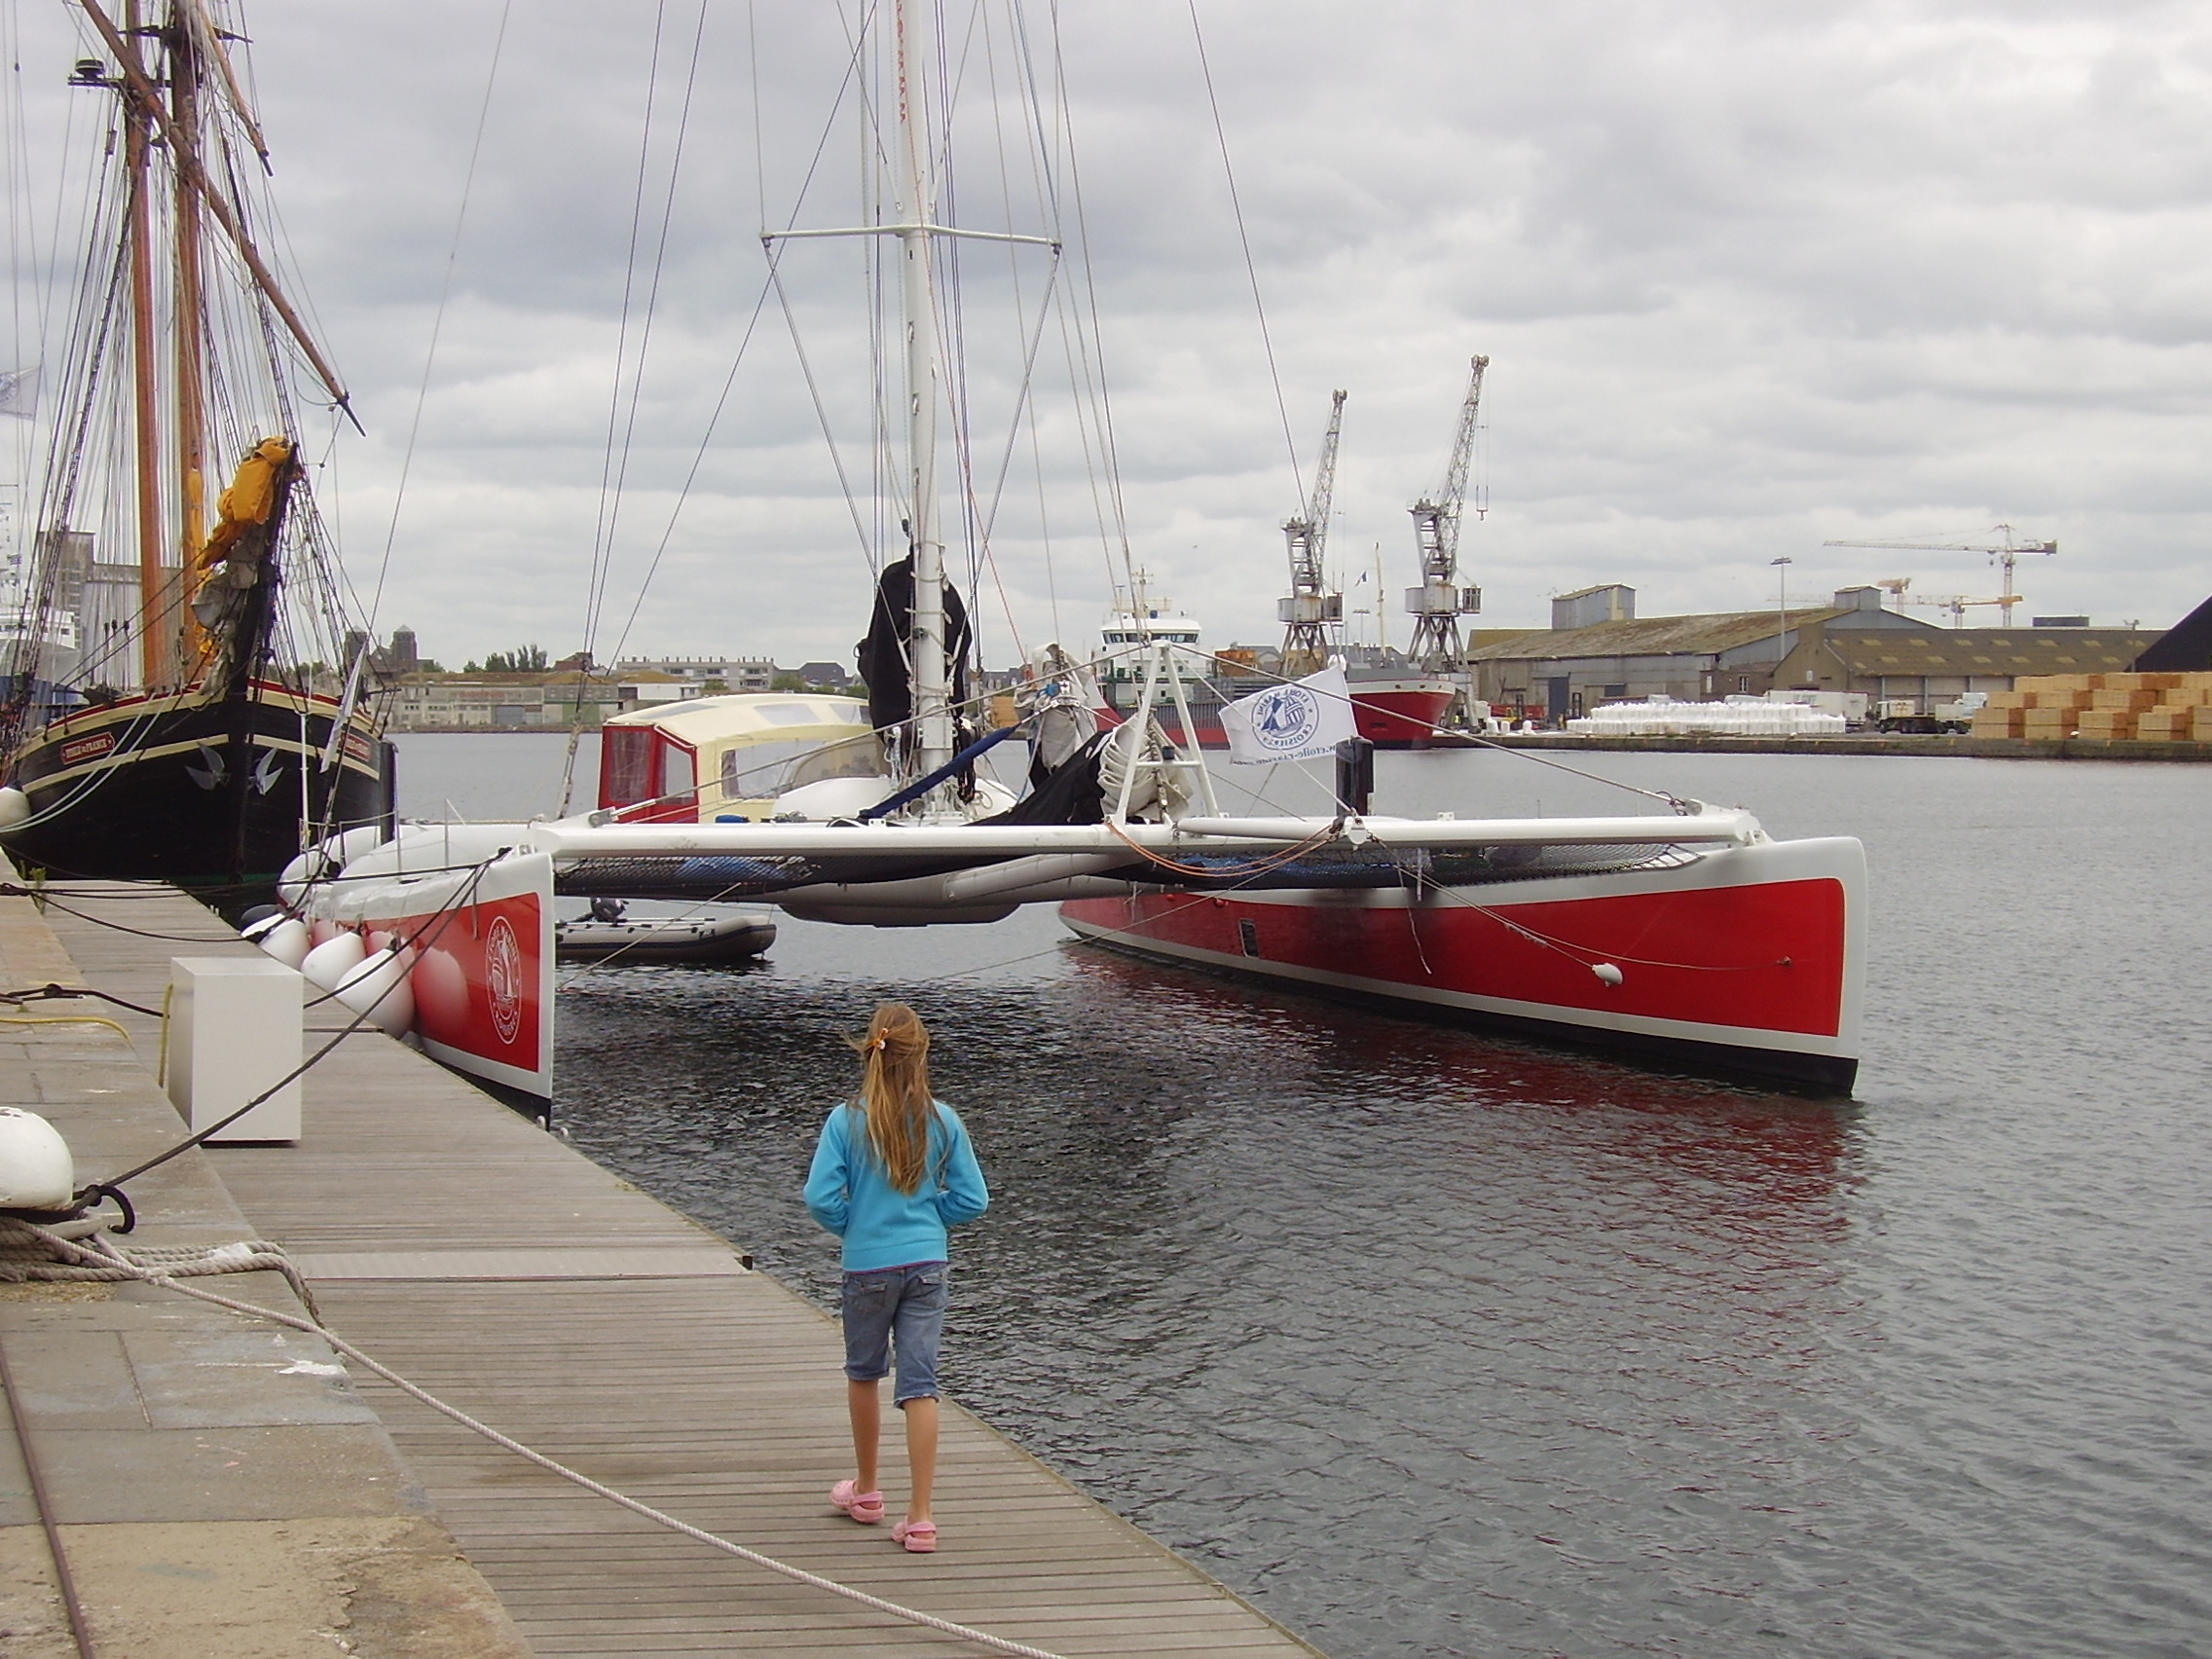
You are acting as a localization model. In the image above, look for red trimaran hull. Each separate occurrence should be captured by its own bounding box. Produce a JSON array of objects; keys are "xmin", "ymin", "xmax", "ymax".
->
[{"xmin": 1061, "ymin": 834, "xmax": 1864, "ymax": 1091}]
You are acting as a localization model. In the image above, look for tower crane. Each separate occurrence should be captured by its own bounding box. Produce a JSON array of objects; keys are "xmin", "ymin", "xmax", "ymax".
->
[
  {"xmin": 1278, "ymin": 390, "xmax": 1347, "ymax": 678},
  {"xmin": 1407, "ymin": 354, "xmax": 1488, "ymax": 673},
  {"xmin": 1822, "ymin": 524, "xmax": 2055, "ymax": 625}
]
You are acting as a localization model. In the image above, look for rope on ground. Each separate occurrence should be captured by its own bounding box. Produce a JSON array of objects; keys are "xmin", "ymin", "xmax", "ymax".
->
[
  {"xmin": 0, "ymin": 1218, "xmax": 319, "ymax": 1318},
  {"xmin": 0, "ymin": 885, "xmax": 241, "ymax": 942},
  {"xmin": 0, "ymin": 1014, "xmax": 131, "ymax": 1040},
  {"xmin": 0, "ymin": 982, "xmax": 166, "ymax": 1017},
  {"xmin": 0, "ymin": 1218, "xmax": 1067, "ymax": 1659}
]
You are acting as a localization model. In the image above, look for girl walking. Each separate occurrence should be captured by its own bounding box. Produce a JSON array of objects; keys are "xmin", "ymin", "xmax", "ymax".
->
[{"xmin": 803, "ymin": 1001, "xmax": 989, "ymax": 1553}]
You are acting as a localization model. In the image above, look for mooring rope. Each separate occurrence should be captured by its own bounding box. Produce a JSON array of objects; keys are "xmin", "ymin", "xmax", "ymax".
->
[{"xmin": 0, "ymin": 1218, "xmax": 1067, "ymax": 1659}]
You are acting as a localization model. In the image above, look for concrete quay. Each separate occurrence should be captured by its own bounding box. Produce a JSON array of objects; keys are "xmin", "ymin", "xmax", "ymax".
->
[
  {"xmin": 1, "ymin": 879, "xmax": 1322, "ymax": 1659},
  {"xmin": 0, "ymin": 886, "xmax": 530, "ymax": 1658}
]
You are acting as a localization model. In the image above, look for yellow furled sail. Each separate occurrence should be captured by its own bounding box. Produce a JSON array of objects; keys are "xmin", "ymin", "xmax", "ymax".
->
[{"xmin": 199, "ymin": 435, "xmax": 294, "ymax": 566}]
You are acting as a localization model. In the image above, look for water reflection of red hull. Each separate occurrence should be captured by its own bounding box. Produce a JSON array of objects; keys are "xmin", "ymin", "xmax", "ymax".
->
[{"xmin": 1062, "ymin": 835, "xmax": 1863, "ymax": 1092}]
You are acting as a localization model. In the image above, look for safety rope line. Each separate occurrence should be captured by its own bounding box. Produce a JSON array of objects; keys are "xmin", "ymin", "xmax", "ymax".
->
[
  {"xmin": 0, "ymin": 982, "xmax": 166, "ymax": 1017},
  {"xmin": 0, "ymin": 1327, "xmax": 97, "ymax": 1659},
  {"xmin": 1361, "ymin": 827, "xmax": 1788, "ymax": 975},
  {"xmin": 0, "ymin": 1220, "xmax": 1069, "ymax": 1659},
  {"xmin": 1103, "ymin": 815, "xmax": 1343, "ymax": 880},
  {"xmin": 0, "ymin": 884, "xmax": 242, "ymax": 942}
]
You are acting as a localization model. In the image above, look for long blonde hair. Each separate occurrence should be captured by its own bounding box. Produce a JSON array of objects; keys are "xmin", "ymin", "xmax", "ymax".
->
[{"xmin": 847, "ymin": 1002, "xmax": 936, "ymax": 1196}]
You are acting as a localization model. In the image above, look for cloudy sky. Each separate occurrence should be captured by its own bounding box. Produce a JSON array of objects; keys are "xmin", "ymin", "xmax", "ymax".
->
[{"xmin": 6, "ymin": 0, "xmax": 2208, "ymax": 670}]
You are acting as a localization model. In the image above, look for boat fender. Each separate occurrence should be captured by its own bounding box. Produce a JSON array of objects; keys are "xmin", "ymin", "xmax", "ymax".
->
[
  {"xmin": 0, "ymin": 787, "xmax": 30, "ymax": 830},
  {"xmin": 299, "ymin": 930, "xmax": 367, "ymax": 993},
  {"xmin": 1591, "ymin": 962, "xmax": 1625, "ymax": 987},
  {"xmin": 254, "ymin": 916, "xmax": 313, "ymax": 970},
  {"xmin": 333, "ymin": 945, "xmax": 416, "ymax": 1036},
  {"xmin": 0, "ymin": 1108, "xmax": 74, "ymax": 1212}
]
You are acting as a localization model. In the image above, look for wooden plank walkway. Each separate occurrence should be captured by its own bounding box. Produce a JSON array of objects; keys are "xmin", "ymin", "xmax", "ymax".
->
[{"xmin": 36, "ymin": 883, "xmax": 1323, "ymax": 1659}]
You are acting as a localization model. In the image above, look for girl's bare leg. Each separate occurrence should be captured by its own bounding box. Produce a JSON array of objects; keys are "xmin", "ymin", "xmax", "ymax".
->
[
  {"xmin": 848, "ymin": 1379, "xmax": 882, "ymax": 1493},
  {"xmin": 901, "ymin": 1395, "xmax": 939, "ymax": 1523}
]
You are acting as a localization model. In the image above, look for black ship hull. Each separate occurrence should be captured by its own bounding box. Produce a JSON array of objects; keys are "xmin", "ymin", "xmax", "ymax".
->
[{"xmin": 2, "ymin": 680, "xmax": 392, "ymax": 910}]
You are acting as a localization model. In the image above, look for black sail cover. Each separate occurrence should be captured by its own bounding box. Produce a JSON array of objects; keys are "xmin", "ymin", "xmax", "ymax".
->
[{"xmin": 857, "ymin": 557, "xmax": 975, "ymax": 734}]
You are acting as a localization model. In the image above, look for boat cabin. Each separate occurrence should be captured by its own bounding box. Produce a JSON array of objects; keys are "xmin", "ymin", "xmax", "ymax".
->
[{"xmin": 598, "ymin": 694, "xmax": 885, "ymax": 823}]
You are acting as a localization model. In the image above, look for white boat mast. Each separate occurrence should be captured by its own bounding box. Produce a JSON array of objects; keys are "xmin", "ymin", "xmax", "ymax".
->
[
  {"xmin": 765, "ymin": 0, "xmax": 1055, "ymax": 794},
  {"xmin": 894, "ymin": 0, "xmax": 950, "ymax": 776}
]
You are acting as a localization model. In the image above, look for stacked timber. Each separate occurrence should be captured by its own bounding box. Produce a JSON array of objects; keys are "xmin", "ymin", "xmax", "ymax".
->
[{"xmin": 1973, "ymin": 672, "xmax": 2212, "ymax": 741}]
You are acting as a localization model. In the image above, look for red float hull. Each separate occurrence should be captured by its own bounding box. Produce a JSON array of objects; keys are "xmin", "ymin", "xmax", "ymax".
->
[
  {"xmin": 316, "ymin": 850, "xmax": 557, "ymax": 1102},
  {"xmin": 1061, "ymin": 835, "xmax": 1864, "ymax": 1090}
]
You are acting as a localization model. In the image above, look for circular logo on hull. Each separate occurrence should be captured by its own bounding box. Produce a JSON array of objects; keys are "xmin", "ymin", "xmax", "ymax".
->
[{"xmin": 486, "ymin": 914, "xmax": 524, "ymax": 1046}]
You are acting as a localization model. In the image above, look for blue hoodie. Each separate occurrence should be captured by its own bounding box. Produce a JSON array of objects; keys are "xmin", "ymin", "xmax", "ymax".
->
[{"xmin": 803, "ymin": 1099, "xmax": 989, "ymax": 1272}]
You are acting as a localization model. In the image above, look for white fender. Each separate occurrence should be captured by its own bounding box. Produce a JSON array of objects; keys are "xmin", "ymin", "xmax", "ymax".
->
[
  {"xmin": 0, "ymin": 1108, "xmax": 75, "ymax": 1210},
  {"xmin": 277, "ymin": 826, "xmax": 391, "ymax": 907},
  {"xmin": 299, "ymin": 931, "xmax": 367, "ymax": 993},
  {"xmin": 334, "ymin": 946, "xmax": 415, "ymax": 1036},
  {"xmin": 253, "ymin": 916, "xmax": 312, "ymax": 970},
  {"xmin": 0, "ymin": 787, "xmax": 31, "ymax": 830}
]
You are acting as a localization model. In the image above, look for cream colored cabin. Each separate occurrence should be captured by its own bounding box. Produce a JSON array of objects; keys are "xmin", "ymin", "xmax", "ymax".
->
[{"xmin": 597, "ymin": 694, "xmax": 887, "ymax": 823}]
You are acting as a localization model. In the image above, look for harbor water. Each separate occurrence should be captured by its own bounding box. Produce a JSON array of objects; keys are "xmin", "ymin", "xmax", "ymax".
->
[{"xmin": 399, "ymin": 734, "xmax": 2211, "ymax": 1659}]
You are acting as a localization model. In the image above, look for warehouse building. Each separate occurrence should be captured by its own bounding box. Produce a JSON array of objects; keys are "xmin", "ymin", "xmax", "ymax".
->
[{"xmin": 1466, "ymin": 585, "xmax": 1936, "ymax": 722}]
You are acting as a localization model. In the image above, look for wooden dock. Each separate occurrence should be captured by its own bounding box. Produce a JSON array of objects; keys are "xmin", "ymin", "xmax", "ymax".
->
[{"xmin": 29, "ymin": 882, "xmax": 1323, "ymax": 1659}]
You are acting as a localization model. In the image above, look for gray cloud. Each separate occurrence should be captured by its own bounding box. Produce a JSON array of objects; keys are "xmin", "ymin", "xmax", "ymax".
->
[{"xmin": 7, "ymin": 0, "xmax": 2206, "ymax": 664}]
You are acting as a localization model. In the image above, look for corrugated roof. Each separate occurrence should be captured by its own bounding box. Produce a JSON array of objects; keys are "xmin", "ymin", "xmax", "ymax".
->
[
  {"xmin": 1466, "ymin": 608, "xmax": 1863, "ymax": 661},
  {"xmin": 1819, "ymin": 627, "xmax": 2161, "ymax": 676}
]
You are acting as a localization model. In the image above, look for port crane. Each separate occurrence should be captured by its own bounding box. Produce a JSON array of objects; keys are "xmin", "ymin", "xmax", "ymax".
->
[
  {"xmin": 1407, "ymin": 354, "xmax": 1489, "ymax": 672},
  {"xmin": 1875, "ymin": 577, "xmax": 2009, "ymax": 627},
  {"xmin": 1278, "ymin": 390, "xmax": 1347, "ymax": 678},
  {"xmin": 1824, "ymin": 525, "xmax": 2056, "ymax": 625}
]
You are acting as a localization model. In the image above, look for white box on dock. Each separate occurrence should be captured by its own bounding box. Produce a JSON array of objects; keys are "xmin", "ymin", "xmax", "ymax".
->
[{"xmin": 166, "ymin": 956, "xmax": 303, "ymax": 1143}]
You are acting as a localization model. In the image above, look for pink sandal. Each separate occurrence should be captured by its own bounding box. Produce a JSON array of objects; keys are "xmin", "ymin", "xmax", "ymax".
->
[
  {"xmin": 830, "ymin": 1479, "xmax": 885, "ymax": 1524},
  {"xmin": 892, "ymin": 1519, "xmax": 938, "ymax": 1553}
]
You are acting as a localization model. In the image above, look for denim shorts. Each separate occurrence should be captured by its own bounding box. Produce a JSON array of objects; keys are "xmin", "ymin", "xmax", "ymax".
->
[{"xmin": 841, "ymin": 1260, "xmax": 948, "ymax": 1405}]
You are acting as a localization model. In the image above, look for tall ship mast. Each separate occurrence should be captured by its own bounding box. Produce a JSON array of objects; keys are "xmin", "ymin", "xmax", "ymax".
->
[{"xmin": 0, "ymin": 1, "xmax": 391, "ymax": 911}]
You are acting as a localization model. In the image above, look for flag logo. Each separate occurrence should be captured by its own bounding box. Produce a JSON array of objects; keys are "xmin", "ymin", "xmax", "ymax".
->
[{"xmin": 1220, "ymin": 665, "xmax": 1356, "ymax": 764}]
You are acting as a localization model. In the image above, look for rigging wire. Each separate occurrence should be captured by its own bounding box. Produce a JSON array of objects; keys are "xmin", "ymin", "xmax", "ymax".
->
[
  {"xmin": 597, "ymin": 5, "xmax": 883, "ymax": 682},
  {"xmin": 363, "ymin": 0, "xmax": 511, "ymax": 634},
  {"xmin": 1185, "ymin": 0, "xmax": 1304, "ymax": 514},
  {"xmin": 579, "ymin": 1, "xmax": 676, "ymax": 673}
]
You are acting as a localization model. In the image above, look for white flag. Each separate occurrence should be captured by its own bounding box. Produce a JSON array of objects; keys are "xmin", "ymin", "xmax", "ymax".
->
[
  {"xmin": 0, "ymin": 366, "xmax": 37, "ymax": 420},
  {"xmin": 1220, "ymin": 665, "xmax": 1357, "ymax": 765}
]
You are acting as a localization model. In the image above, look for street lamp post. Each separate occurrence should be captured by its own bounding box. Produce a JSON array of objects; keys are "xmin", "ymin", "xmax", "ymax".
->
[{"xmin": 1771, "ymin": 556, "xmax": 1793, "ymax": 689}]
